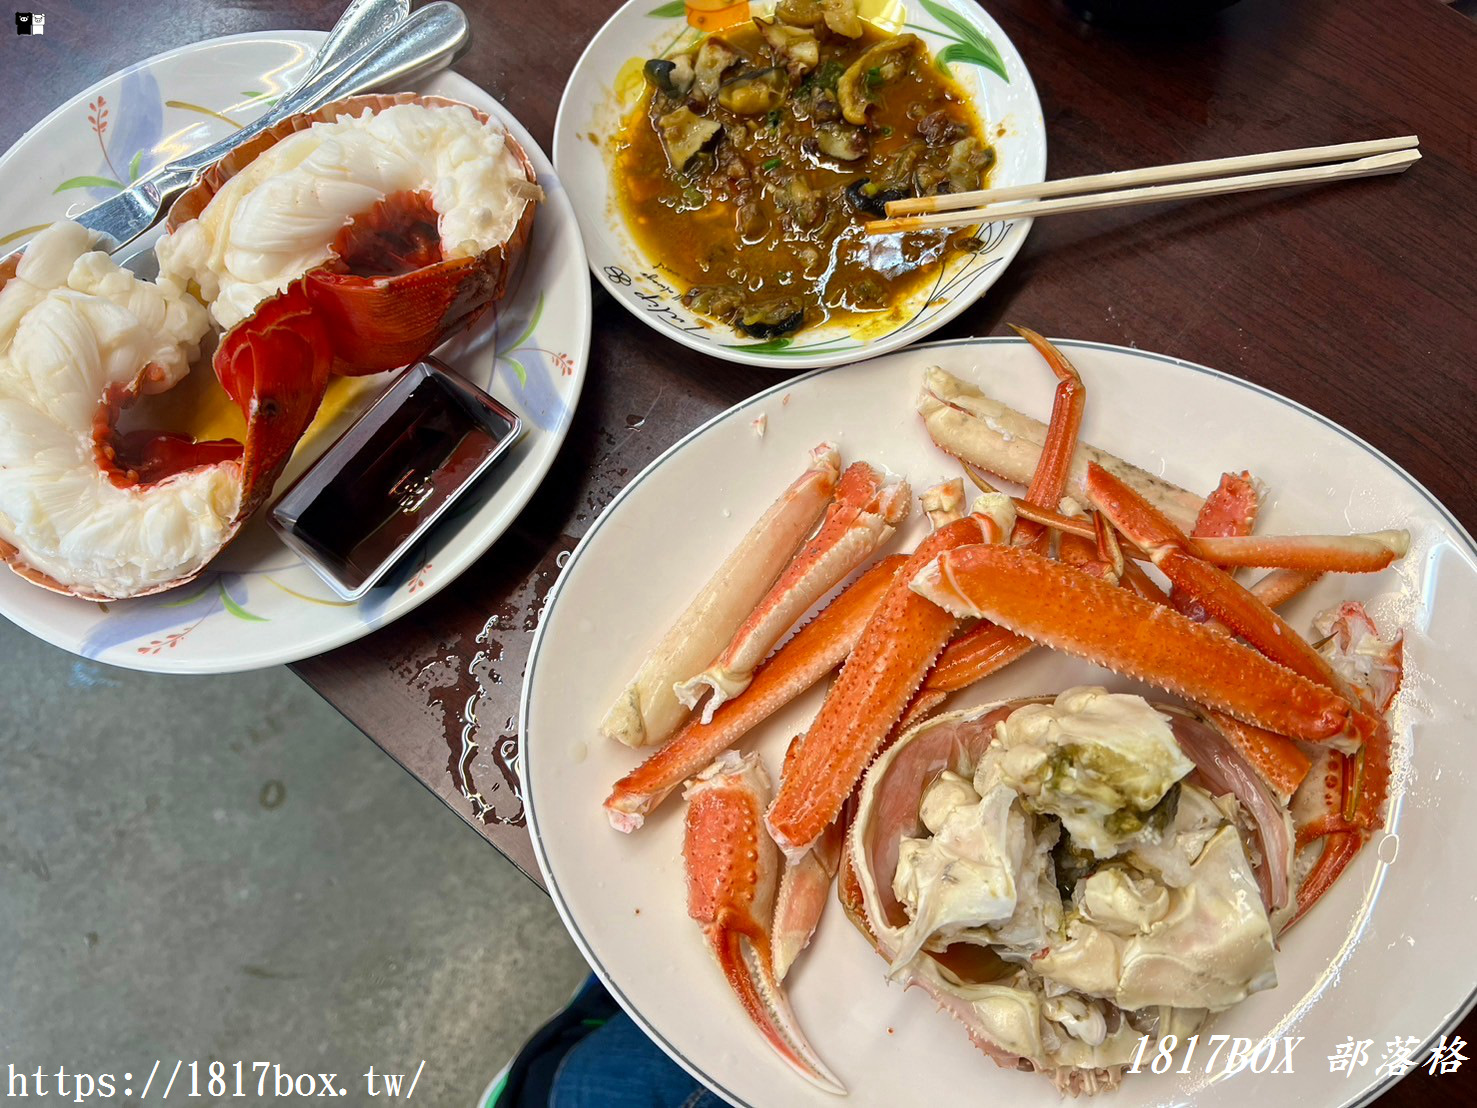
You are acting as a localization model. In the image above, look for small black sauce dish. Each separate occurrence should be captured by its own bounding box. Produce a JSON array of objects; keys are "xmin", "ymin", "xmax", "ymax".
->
[{"xmin": 269, "ymin": 358, "xmax": 522, "ymax": 601}]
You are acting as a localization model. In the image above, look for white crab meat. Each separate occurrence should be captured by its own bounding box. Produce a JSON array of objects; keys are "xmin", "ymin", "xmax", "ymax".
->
[
  {"xmin": 854, "ymin": 689, "xmax": 1279, "ymax": 1083},
  {"xmin": 157, "ymin": 103, "xmax": 535, "ymax": 330},
  {"xmin": 995, "ymin": 687, "xmax": 1196, "ymax": 858},
  {"xmin": 0, "ymin": 221, "xmax": 224, "ymax": 597},
  {"xmin": 1036, "ymin": 826, "xmax": 1276, "ymax": 1011}
]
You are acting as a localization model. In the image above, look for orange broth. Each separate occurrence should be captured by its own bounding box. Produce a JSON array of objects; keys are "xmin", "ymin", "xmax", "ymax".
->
[{"xmin": 613, "ymin": 18, "xmax": 995, "ymax": 340}]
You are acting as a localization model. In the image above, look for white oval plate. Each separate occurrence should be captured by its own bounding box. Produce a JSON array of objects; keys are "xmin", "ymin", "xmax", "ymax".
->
[
  {"xmin": 523, "ymin": 337, "xmax": 1477, "ymax": 1107},
  {"xmin": 554, "ymin": 0, "xmax": 1046, "ymax": 369},
  {"xmin": 0, "ymin": 31, "xmax": 590, "ymax": 673}
]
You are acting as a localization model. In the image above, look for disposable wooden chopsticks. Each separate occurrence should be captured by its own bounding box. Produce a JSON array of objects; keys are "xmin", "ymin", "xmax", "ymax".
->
[{"xmin": 865, "ymin": 136, "xmax": 1420, "ymax": 235}]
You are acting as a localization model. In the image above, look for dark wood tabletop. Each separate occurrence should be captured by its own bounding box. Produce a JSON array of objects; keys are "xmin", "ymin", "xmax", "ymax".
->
[{"xmin": 7, "ymin": 0, "xmax": 1477, "ymax": 1101}]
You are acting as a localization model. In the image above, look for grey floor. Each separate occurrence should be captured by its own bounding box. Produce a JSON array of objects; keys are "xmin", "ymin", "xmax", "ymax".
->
[{"xmin": 0, "ymin": 618, "xmax": 588, "ymax": 1104}]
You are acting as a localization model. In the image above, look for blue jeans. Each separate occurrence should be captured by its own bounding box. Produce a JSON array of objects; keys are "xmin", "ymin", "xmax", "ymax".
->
[{"xmin": 550, "ymin": 1011, "xmax": 724, "ymax": 1108}]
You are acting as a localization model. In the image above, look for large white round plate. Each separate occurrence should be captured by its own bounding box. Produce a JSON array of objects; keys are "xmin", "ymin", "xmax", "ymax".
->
[
  {"xmin": 0, "ymin": 31, "xmax": 590, "ymax": 673},
  {"xmin": 554, "ymin": 0, "xmax": 1046, "ymax": 369},
  {"xmin": 523, "ymin": 337, "xmax": 1477, "ymax": 1107}
]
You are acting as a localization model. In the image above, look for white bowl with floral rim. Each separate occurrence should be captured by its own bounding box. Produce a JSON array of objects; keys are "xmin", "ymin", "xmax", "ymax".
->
[{"xmin": 554, "ymin": 0, "xmax": 1046, "ymax": 369}]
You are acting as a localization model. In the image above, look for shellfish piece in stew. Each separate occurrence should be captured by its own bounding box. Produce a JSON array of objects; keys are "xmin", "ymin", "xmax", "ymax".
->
[{"xmin": 614, "ymin": 0, "xmax": 996, "ymax": 340}]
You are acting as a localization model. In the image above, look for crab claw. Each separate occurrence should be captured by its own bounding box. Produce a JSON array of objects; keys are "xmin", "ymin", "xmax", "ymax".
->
[
  {"xmin": 772, "ymin": 815, "xmax": 843, "ymax": 983},
  {"xmin": 683, "ymin": 752, "xmax": 846, "ymax": 1094}
]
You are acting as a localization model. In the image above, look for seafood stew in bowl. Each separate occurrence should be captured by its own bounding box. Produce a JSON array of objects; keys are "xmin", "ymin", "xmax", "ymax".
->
[
  {"xmin": 554, "ymin": 0, "xmax": 1046, "ymax": 368},
  {"xmin": 616, "ymin": 3, "xmax": 998, "ymax": 341}
]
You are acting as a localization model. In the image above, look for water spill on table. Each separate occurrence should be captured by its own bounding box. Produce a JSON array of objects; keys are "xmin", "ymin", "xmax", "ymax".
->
[{"xmin": 395, "ymin": 533, "xmax": 580, "ymax": 827}]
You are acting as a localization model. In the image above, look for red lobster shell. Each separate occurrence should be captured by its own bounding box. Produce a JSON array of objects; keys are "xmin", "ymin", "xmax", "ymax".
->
[
  {"xmin": 0, "ymin": 94, "xmax": 538, "ymax": 600},
  {"xmin": 166, "ymin": 92, "xmax": 540, "ymax": 376}
]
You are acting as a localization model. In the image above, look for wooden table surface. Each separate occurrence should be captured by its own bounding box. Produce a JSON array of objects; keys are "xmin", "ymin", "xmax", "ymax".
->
[{"xmin": 7, "ymin": 0, "xmax": 1477, "ymax": 1102}]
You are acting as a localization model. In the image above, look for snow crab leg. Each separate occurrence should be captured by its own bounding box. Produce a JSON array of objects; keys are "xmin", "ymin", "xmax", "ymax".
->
[
  {"xmin": 772, "ymin": 790, "xmax": 844, "ymax": 983},
  {"xmin": 683, "ymin": 752, "xmax": 845, "ymax": 1094},
  {"xmin": 765, "ymin": 502, "xmax": 1015, "ymax": 861},
  {"xmin": 1085, "ymin": 462, "xmax": 1362, "ymax": 699},
  {"xmin": 895, "ymin": 333, "xmax": 1116, "ymax": 732},
  {"xmin": 1084, "ymin": 462, "xmax": 1402, "ymax": 850},
  {"xmin": 918, "ymin": 365, "xmax": 1205, "ymax": 532},
  {"xmin": 910, "ymin": 542, "xmax": 1354, "ymax": 743},
  {"xmin": 1192, "ymin": 531, "xmax": 1408, "ymax": 572},
  {"xmin": 1171, "ymin": 470, "xmax": 1261, "ymax": 622},
  {"xmin": 600, "ymin": 443, "xmax": 840, "ymax": 749},
  {"xmin": 604, "ymin": 555, "xmax": 906, "ymax": 831},
  {"xmin": 1007, "ymin": 325, "xmax": 1087, "ymax": 554},
  {"xmin": 677, "ymin": 462, "xmax": 910, "ymax": 721},
  {"xmin": 1083, "ymin": 465, "xmax": 1401, "ymax": 920},
  {"xmin": 1174, "ymin": 469, "xmax": 1311, "ymax": 801},
  {"xmin": 1252, "ymin": 567, "xmax": 1325, "ymax": 608},
  {"xmin": 896, "ymin": 622, "xmax": 1034, "ymax": 732}
]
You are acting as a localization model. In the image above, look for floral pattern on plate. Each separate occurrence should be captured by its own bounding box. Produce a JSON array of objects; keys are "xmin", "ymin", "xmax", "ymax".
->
[{"xmin": 0, "ymin": 31, "xmax": 590, "ymax": 673}]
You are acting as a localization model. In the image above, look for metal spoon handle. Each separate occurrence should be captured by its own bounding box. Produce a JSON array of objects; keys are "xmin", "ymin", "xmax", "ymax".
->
[
  {"xmin": 149, "ymin": 2, "xmax": 470, "ymax": 198},
  {"xmin": 309, "ymin": 0, "xmax": 411, "ymax": 75}
]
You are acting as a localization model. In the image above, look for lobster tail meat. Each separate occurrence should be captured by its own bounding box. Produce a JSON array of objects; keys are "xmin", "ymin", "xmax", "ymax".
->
[
  {"xmin": 159, "ymin": 94, "xmax": 541, "ymax": 374},
  {"xmin": 0, "ymin": 96, "xmax": 541, "ymax": 602},
  {"xmin": 677, "ymin": 462, "xmax": 911, "ymax": 721},
  {"xmin": 0, "ymin": 224, "xmax": 233, "ymax": 599},
  {"xmin": 683, "ymin": 752, "xmax": 845, "ymax": 1095},
  {"xmin": 600, "ymin": 443, "xmax": 840, "ymax": 748}
]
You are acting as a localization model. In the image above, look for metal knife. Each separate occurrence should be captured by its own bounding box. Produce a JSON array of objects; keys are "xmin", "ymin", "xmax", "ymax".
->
[{"xmin": 6, "ymin": 1, "xmax": 468, "ymax": 260}]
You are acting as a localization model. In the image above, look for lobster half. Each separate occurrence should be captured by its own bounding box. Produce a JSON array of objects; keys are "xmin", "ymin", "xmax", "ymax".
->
[{"xmin": 0, "ymin": 94, "xmax": 539, "ymax": 600}]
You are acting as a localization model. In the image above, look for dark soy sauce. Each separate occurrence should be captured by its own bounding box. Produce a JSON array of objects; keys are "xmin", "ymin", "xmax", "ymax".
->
[{"xmin": 272, "ymin": 361, "xmax": 521, "ymax": 598}]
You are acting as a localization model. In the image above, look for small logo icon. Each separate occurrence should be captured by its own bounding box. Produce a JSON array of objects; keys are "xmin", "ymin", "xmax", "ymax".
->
[{"xmin": 15, "ymin": 11, "xmax": 44, "ymax": 34}]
